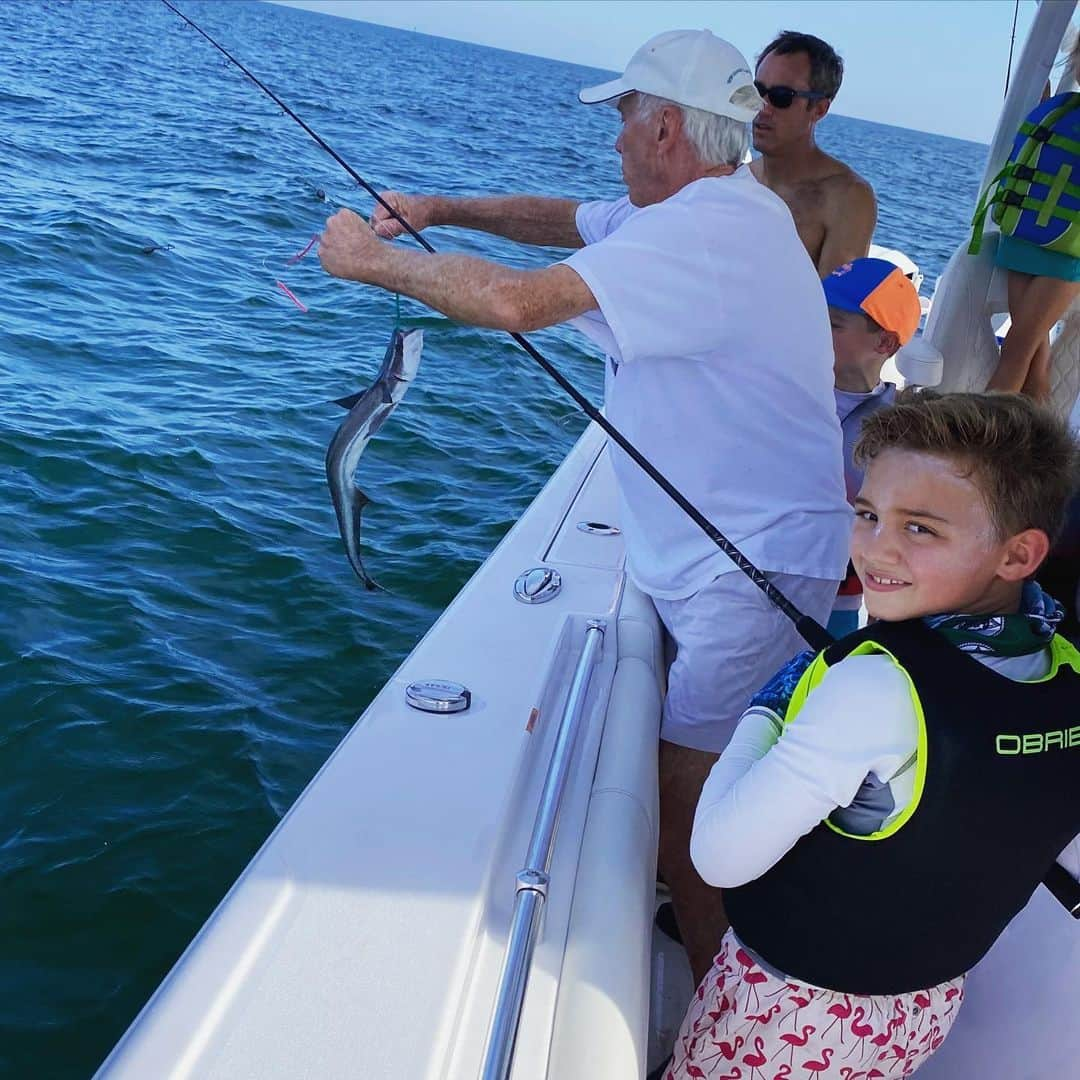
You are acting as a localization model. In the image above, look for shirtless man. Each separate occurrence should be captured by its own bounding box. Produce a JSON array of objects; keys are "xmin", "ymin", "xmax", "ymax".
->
[{"xmin": 750, "ymin": 31, "xmax": 876, "ymax": 276}]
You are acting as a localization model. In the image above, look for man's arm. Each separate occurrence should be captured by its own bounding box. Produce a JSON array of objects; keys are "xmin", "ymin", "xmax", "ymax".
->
[
  {"xmin": 371, "ymin": 192, "xmax": 585, "ymax": 249},
  {"xmin": 320, "ymin": 209, "xmax": 596, "ymax": 333},
  {"xmin": 816, "ymin": 175, "xmax": 877, "ymax": 277}
]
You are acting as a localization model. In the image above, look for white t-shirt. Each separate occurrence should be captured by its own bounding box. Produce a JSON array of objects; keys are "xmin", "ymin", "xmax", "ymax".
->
[
  {"xmin": 832, "ymin": 382, "xmax": 897, "ymax": 614},
  {"xmin": 563, "ymin": 169, "xmax": 850, "ymax": 600},
  {"xmin": 835, "ymin": 381, "xmax": 897, "ymax": 504}
]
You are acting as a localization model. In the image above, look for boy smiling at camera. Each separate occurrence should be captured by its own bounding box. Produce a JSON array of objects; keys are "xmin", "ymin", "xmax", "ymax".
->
[{"xmin": 664, "ymin": 390, "xmax": 1080, "ymax": 1080}]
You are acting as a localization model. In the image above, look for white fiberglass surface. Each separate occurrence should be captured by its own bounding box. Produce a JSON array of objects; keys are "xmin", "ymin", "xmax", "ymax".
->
[{"xmin": 96, "ymin": 425, "xmax": 644, "ymax": 1080}]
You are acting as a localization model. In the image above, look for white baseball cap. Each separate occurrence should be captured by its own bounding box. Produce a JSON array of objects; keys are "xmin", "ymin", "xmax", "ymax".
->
[{"xmin": 578, "ymin": 29, "xmax": 762, "ymax": 122}]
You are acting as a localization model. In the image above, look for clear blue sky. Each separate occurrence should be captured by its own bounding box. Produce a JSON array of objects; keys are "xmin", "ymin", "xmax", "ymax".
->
[{"xmin": 270, "ymin": 0, "xmax": 1049, "ymax": 142}]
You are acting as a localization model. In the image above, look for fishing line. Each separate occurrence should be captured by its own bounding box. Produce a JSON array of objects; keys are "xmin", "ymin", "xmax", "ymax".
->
[
  {"xmin": 259, "ymin": 234, "xmax": 317, "ymax": 312},
  {"xmin": 161, "ymin": 0, "xmax": 830, "ymax": 650}
]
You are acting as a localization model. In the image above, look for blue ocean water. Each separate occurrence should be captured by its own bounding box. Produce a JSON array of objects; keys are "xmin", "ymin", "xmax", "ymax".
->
[{"xmin": 0, "ymin": 2, "xmax": 988, "ymax": 1075}]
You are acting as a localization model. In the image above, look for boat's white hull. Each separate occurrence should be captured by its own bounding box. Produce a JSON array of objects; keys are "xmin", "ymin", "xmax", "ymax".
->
[{"xmin": 96, "ymin": 423, "xmax": 665, "ymax": 1080}]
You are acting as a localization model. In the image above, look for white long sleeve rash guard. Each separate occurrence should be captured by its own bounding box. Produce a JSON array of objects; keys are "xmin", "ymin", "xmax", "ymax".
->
[{"xmin": 691, "ymin": 647, "xmax": 1080, "ymax": 889}]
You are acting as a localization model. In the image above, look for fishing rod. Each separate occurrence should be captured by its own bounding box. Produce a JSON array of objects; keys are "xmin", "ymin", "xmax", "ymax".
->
[
  {"xmin": 1003, "ymin": 0, "xmax": 1020, "ymax": 97},
  {"xmin": 161, "ymin": 0, "xmax": 829, "ymax": 651}
]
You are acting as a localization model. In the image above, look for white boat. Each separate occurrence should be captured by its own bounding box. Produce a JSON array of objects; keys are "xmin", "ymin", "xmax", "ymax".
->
[{"xmin": 97, "ymin": 5, "xmax": 1080, "ymax": 1078}]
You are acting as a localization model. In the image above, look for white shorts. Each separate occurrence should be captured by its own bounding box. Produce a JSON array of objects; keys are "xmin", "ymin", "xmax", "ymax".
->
[{"xmin": 653, "ymin": 570, "xmax": 839, "ymax": 754}]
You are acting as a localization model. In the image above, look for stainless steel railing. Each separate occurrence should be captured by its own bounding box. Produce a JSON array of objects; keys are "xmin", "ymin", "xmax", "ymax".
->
[{"xmin": 480, "ymin": 619, "xmax": 606, "ymax": 1080}]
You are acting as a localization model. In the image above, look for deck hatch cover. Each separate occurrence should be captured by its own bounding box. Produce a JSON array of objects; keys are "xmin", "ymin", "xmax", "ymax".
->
[
  {"xmin": 513, "ymin": 567, "xmax": 562, "ymax": 604},
  {"xmin": 576, "ymin": 520, "xmax": 621, "ymax": 536},
  {"xmin": 405, "ymin": 679, "xmax": 472, "ymax": 713}
]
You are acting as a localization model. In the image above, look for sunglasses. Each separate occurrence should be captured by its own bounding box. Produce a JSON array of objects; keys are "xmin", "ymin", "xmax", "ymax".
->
[{"xmin": 753, "ymin": 80, "xmax": 829, "ymax": 109}]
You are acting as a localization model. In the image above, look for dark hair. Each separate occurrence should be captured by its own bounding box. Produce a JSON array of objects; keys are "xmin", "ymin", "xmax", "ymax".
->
[
  {"xmin": 758, "ymin": 31, "xmax": 844, "ymax": 100},
  {"xmin": 854, "ymin": 390, "xmax": 1080, "ymax": 542}
]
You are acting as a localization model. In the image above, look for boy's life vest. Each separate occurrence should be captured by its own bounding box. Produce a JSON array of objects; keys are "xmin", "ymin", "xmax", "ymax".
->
[
  {"xmin": 723, "ymin": 618, "xmax": 1080, "ymax": 996},
  {"xmin": 970, "ymin": 91, "xmax": 1080, "ymax": 258}
]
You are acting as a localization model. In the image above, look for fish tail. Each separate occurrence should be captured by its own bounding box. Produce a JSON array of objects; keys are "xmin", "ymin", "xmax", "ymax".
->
[{"xmin": 345, "ymin": 489, "xmax": 382, "ymax": 590}]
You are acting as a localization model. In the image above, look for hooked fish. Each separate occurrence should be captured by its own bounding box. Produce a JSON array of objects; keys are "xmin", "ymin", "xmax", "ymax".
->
[{"xmin": 325, "ymin": 327, "xmax": 424, "ymax": 588}]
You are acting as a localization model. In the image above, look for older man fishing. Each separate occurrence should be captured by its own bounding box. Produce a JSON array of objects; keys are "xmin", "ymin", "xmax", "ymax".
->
[{"xmin": 318, "ymin": 29, "xmax": 850, "ymax": 985}]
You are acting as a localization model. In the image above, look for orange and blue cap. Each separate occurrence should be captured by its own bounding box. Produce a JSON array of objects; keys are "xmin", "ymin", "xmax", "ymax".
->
[{"xmin": 823, "ymin": 257, "xmax": 921, "ymax": 346}]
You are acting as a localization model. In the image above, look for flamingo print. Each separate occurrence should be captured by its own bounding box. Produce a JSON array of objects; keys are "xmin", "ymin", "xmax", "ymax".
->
[
  {"xmin": 771, "ymin": 1025, "xmax": 816, "ymax": 1066},
  {"xmin": 801, "ymin": 1048, "xmax": 834, "ymax": 1073},
  {"xmin": 743, "ymin": 971, "xmax": 769, "ymax": 1009},
  {"xmin": 786, "ymin": 987, "xmax": 816, "ymax": 1028},
  {"xmin": 735, "ymin": 948, "xmax": 758, "ymax": 968},
  {"xmin": 823, "ymin": 995, "xmax": 853, "ymax": 1042},
  {"xmin": 845, "ymin": 1005, "xmax": 875, "ymax": 1059},
  {"xmin": 669, "ymin": 940, "xmax": 963, "ymax": 1080},
  {"xmin": 941, "ymin": 987, "xmax": 963, "ymax": 1023},
  {"xmin": 888, "ymin": 1000, "xmax": 908, "ymax": 1037},
  {"xmin": 747, "ymin": 1002, "xmax": 782, "ymax": 1027},
  {"xmin": 742, "ymin": 1036, "xmax": 768, "ymax": 1078},
  {"xmin": 736, "ymin": 948, "xmax": 770, "ymax": 1009},
  {"xmin": 876, "ymin": 1043, "xmax": 906, "ymax": 1066},
  {"xmin": 713, "ymin": 1035, "xmax": 744, "ymax": 1061}
]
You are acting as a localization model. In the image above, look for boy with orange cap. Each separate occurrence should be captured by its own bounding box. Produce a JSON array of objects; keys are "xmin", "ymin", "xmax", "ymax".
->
[{"xmin": 825, "ymin": 256, "xmax": 923, "ymax": 636}]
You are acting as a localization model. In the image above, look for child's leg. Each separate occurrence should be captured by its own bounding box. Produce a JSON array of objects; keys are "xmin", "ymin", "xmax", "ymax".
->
[
  {"xmin": 1021, "ymin": 338, "xmax": 1052, "ymax": 402},
  {"xmin": 991, "ymin": 271, "xmax": 1080, "ymax": 399},
  {"xmin": 666, "ymin": 930, "xmax": 774, "ymax": 1080},
  {"xmin": 666, "ymin": 928, "xmax": 967, "ymax": 1079},
  {"xmin": 991, "ymin": 270, "xmax": 1037, "ymax": 393}
]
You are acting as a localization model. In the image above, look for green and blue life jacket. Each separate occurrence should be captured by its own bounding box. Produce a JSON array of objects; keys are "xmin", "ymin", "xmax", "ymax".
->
[
  {"xmin": 723, "ymin": 618, "xmax": 1080, "ymax": 996},
  {"xmin": 970, "ymin": 91, "xmax": 1080, "ymax": 258}
]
